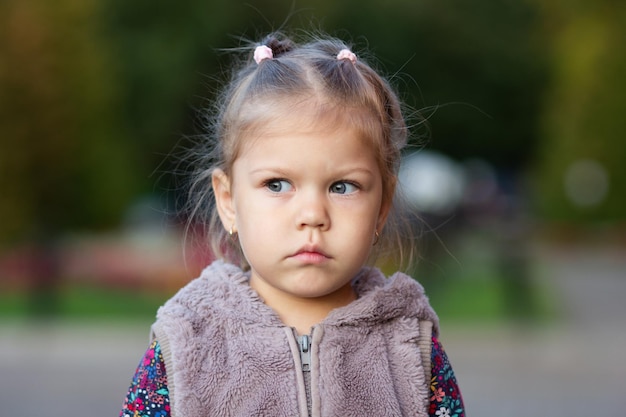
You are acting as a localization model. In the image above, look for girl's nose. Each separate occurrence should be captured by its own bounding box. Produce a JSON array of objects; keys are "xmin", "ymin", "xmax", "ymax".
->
[{"xmin": 296, "ymin": 192, "xmax": 330, "ymax": 231}]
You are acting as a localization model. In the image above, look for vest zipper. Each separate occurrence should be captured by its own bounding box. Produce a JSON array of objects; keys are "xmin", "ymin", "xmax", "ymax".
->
[
  {"xmin": 297, "ymin": 331, "xmax": 313, "ymax": 416},
  {"xmin": 298, "ymin": 334, "xmax": 311, "ymax": 372}
]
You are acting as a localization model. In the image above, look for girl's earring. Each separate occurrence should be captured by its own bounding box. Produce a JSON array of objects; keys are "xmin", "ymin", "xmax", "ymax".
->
[
  {"xmin": 373, "ymin": 230, "xmax": 380, "ymax": 246},
  {"xmin": 229, "ymin": 225, "xmax": 238, "ymax": 240}
]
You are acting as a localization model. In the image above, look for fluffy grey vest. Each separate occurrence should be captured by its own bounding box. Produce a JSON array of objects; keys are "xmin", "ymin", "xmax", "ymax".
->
[{"xmin": 152, "ymin": 261, "xmax": 439, "ymax": 417}]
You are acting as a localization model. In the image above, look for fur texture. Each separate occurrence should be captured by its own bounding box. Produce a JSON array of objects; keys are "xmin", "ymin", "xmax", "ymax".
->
[{"xmin": 152, "ymin": 261, "xmax": 439, "ymax": 417}]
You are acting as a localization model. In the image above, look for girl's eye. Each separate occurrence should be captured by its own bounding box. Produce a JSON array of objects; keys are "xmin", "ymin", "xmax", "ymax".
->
[
  {"xmin": 330, "ymin": 181, "xmax": 358, "ymax": 194},
  {"xmin": 265, "ymin": 179, "xmax": 292, "ymax": 193}
]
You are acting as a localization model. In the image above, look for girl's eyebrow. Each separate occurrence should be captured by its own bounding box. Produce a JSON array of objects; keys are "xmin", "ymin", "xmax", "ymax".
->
[{"xmin": 248, "ymin": 167, "xmax": 291, "ymax": 176}]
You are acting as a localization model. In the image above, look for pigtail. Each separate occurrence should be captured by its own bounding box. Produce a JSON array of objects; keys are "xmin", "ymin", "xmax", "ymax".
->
[
  {"xmin": 248, "ymin": 34, "xmax": 303, "ymax": 94},
  {"xmin": 262, "ymin": 34, "xmax": 295, "ymax": 58},
  {"xmin": 305, "ymin": 40, "xmax": 361, "ymax": 97}
]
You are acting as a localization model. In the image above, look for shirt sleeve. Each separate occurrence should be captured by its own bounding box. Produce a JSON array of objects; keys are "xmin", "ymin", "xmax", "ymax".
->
[
  {"xmin": 428, "ymin": 336, "xmax": 465, "ymax": 417},
  {"xmin": 120, "ymin": 340, "xmax": 171, "ymax": 417}
]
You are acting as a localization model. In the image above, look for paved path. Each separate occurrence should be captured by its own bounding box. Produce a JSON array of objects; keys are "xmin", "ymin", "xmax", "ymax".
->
[
  {"xmin": 1, "ymin": 244, "xmax": 624, "ymax": 417},
  {"xmin": 0, "ymin": 320, "xmax": 152, "ymax": 417}
]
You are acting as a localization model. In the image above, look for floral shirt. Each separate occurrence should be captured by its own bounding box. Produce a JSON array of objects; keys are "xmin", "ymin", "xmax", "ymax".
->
[
  {"xmin": 120, "ymin": 336, "xmax": 464, "ymax": 417},
  {"xmin": 429, "ymin": 337, "xmax": 465, "ymax": 417}
]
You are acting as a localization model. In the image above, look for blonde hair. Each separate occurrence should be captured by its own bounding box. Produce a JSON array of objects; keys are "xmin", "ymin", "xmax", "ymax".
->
[{"xmin": 186, "ymin": 32, "xmax": 415, "ymax": 270}]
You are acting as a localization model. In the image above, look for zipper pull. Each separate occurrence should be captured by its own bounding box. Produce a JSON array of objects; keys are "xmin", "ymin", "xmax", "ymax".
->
[{"xmin": 298, "ymin": 334, "xmax": 311, "ymax": 372}]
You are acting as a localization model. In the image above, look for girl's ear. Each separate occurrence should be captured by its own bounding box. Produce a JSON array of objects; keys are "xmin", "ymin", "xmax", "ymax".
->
[{"xmin": 212, "ymin": 169, "xmax": 236, "ymax": 230}]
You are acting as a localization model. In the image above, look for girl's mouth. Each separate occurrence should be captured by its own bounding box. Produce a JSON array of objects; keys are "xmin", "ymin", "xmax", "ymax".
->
[{"xmin": 290, "ymin": 245, "xmax": 330, "ymax": 264}]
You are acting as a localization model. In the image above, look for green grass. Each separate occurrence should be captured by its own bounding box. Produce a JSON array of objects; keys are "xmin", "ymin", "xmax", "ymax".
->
[
  {"xmin": 427, "ymin": 277, "xmax": 505, "ymax": 320},
  {"xmin": 413, "ymin": 251, "xmax": 556, "ymax": 323},
  {"xmin": 0, "ymin": 285, "xmax": 169, "ymax": 319}
]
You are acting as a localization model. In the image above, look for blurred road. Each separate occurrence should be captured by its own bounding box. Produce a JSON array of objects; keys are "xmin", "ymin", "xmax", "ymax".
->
[
  {"xmin": 1, "ymin": 243, "xmax": 625, "ymax": 417},
  {"xmin": 447, "ymin": 243, "xmax": 626, "ymax": 416}
]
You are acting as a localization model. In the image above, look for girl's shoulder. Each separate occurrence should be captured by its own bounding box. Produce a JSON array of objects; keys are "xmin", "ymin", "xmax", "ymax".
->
[
  {"xmin": 154, "ymin": 260, "xmax": 282, "ymax": 329},
  {"xmin": 157, "ymin": 261, "xmax": 247, "ymax": 315},
  {"xmin": 324, "ymin": 267, "xmax": 439, "ymax": 331}
]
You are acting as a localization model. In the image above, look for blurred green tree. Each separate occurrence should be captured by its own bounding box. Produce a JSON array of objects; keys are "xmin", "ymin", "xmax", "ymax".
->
[
  {"xmin": 0, "ymin": 0, "xmax": 140, "ymax": 244},
  {"xmin": 533, "ymin": 1, "xmax": 626, "ymax": 224}
]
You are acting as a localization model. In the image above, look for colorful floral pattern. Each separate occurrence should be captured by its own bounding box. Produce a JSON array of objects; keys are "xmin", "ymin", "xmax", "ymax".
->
[
  {"xmin": 429, "ymin": 336, "xmax": 465, "ymax": 417},
  {"xmin": 120, "ymin": 340, "xmax": 170, "ymax": 417},
  {"xmin": 121, "ymin": 336, "xmax": 464, "ymax": 416}
]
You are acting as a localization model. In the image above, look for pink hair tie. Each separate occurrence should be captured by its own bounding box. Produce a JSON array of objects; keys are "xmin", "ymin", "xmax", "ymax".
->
[
  {"xmin": 254, "ymin": 45, "xmax": 273, "ymax": 64},
  {"xmin": 337, "ymin": 49, "xmax": 357, "ymax": 64}
]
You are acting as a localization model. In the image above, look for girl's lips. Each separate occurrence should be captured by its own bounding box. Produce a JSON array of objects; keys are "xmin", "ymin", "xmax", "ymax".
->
[
  {"xmin": 290, "ymin": 246, "xmax": 330, "ymax": 264},
  {"xmin": 291, "ymin": 251, "xmax": 330, "ymax": 264}
]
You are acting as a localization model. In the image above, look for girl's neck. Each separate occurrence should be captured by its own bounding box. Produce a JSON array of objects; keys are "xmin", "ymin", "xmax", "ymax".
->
[{"xmin": 249, "ymin": 279, "xmax": 357, "ymax": 335}]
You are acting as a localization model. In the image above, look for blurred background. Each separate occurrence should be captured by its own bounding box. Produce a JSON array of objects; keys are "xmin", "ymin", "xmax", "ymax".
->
[{"xmin": 1, "ymin": 0, "xmax": 625, "ymax": 416}]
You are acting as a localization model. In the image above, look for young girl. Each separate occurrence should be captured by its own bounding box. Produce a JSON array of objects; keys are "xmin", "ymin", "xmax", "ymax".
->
[{"xmin": 120, "ymin": 32, "xmax": 465, "ymax": 417}]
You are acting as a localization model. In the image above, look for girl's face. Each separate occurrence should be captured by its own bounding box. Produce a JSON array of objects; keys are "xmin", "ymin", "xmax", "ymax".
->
[{"xmin": 213, "ymin": 119, "xmax": 390, "ymax": 313}]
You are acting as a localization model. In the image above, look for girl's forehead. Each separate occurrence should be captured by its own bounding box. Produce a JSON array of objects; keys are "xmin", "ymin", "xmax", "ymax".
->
[
  {"xmin": 238, "ymin": 98, "xmax": 381, "ymax": 146},
  {"xmin": 238, "ymin": 116, "xmax": 373, "ymax": 160},
  {"xmin": 237, "ymin": 122, "xmax": 359, "ymax": 159}
]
